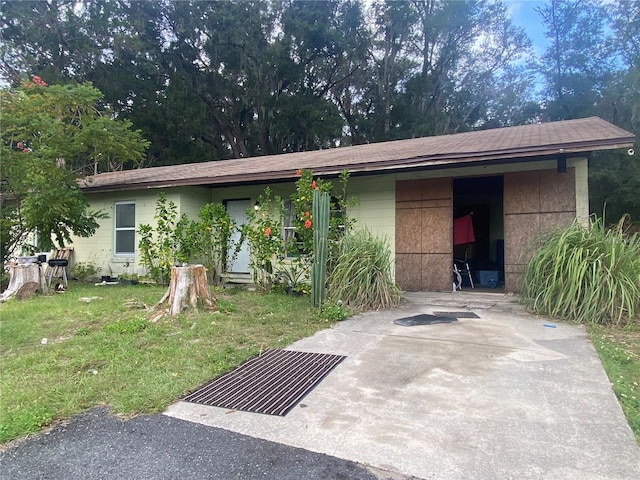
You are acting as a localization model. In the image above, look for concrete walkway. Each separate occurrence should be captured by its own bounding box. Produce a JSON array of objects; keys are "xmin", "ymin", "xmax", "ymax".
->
[{"xmin": 166, "ymin": 291, "xmax": 640, "ymax": 480}]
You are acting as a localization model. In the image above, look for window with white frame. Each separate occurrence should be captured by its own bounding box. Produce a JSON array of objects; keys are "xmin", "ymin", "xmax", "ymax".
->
[
  {"xmin": 114, "ymin": 202, "xmax": 136, "ymax": 255},
  {"xmin": 282, "ymin": 200, "xmax": 296, "ymax": 242},
  {"xmin": 282, "ymin": 199, "xmax": 297, "ymax": 249}
]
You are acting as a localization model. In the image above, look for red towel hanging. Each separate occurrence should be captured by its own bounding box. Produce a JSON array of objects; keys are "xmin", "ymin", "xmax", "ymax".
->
[{"xmin": 453, "ymin": 214, "xmax": 475, "ymax": 245}]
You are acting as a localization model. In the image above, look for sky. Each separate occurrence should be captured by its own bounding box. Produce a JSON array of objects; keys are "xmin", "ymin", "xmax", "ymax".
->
[{"xmin": 506, "ymin": 0, "xmax": 548, "ymax": 55}]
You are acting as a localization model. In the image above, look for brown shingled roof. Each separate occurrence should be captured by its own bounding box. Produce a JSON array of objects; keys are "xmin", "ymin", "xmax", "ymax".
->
[{"xmin": 80, "ymin": 117, "xmax": 634, "ymax": 193}]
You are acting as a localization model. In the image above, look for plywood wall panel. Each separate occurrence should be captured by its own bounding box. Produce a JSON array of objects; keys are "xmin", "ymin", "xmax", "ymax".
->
[
  {"xmin": 422, "ymin": 207, "xmax": 452, "ymax": 254},
  {"xmin": 396, "ymin": 254, "xmax": 423, "ymax": 291},
  {"xmin": 421, "ymin": 199, "xmax": 451, "ymax": 208},
  {"xmin": 539, "ymin": 169, "xmax": 576, "ymax": 212},
  {"xmin": 395, "ymin": 208, "xmax": 422, "ymax": 253},
  {"xmin": 421, "ymin": 254, "xmax": 452, "ymax": 291},
  {"xmin": 503, "ymin": 213, "xmax": 540, "ymax": 266},
  {"xmin": 421, "ymin": 177, "xmax": 451, "ymax": 200},
  {"xmin": 540, "ymin": 212, "xmax": 575, "ymax": 233},
  {"xmin": 505, "ymin": 266, "xmax": 526, "ymax": 294},
  {"xmin": 395, "ymin": 178, "xmax": 452, "ymax": 292},
  {"xmin": 504, "ymin": 171, "xmax": 539, "ymax": 214},
  {"xmin": 396, "ymin": 180, "xmax": 423, "ymax": 202},
  {"xmin": 504, "ymin": 169, "xmax": 577, "ymax": 293}
]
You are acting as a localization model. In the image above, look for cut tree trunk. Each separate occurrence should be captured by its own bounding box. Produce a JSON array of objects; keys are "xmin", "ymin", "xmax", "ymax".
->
[
  {"xmin": 0, "ymin": 263, "xmax": 48, "ymax": 302},
  {"xmin": 152, "ymin": 265, "xmax": 216, "ymax": 319}
]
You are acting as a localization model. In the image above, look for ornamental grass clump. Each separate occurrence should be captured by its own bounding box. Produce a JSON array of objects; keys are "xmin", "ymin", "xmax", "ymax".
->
[
  {"xmin": 522, "ymin": 215, "xmax": 640, "ymax": 326},
  {"xmin": 327, "ymin": 229, "xmax": 400, "ymax": 311}
]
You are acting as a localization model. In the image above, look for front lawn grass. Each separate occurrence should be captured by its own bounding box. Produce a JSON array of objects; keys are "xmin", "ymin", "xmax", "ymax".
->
[
  {"xmin": 0, "ymin": 284, "xmax": 329, "ymax": 444},
  {"xmin": 588, "ymin": 323, "xmax": 640, "ymax": 444}
]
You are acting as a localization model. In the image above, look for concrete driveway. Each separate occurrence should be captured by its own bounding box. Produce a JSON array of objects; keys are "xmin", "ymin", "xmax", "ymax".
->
[{"xmin": 166, "ymin": 291, "xmax": 640, "ymax": 480}]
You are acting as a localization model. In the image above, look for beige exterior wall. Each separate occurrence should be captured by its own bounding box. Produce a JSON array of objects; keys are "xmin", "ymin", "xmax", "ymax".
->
[
  {"xmin": 569, "ymin": 158, "xmax": 589, "ymax": 224},
  {"xmin": 208, "ymin": 177, "xmax": 397, "ymax": 249},
  {"xmin": 70, "ymin": 190, "xmax": 159, "ymax": 277},
  {"xmin": 210, "ymin": 184, "xmax": 294, "ymax": 204},
  {"xmin": 72, "ymin": 177, "xmax": 399, "ymax": 279},
  {"xmin": 177, "ymin": 186, "xmax": 212, "ymax": 218},
  {"xmin": 347, "ymin": 175, "xmax": 396, "ymax": 257},
  {"xmin": 70, "ymin": 187, "xmax": 212, "ymax": 277}
]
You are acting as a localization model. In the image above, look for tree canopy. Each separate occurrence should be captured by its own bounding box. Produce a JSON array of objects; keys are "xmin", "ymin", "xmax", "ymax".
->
[
  {"xmin": 0, "ymin": 0, "xmax": 638, "ymax": 221},
  {"xmin": 0, "ymin": 0, "xmax": 533, "ymax": 160},
  {"xmin": 0, "ymin": 78, "xmax": 149, "ymax": 263}
]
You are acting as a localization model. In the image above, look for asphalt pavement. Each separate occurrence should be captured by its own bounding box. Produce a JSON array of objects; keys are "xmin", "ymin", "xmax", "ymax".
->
[{"xmin": 0, "ymin": 407, "xmax": 412, "ymax": 480}]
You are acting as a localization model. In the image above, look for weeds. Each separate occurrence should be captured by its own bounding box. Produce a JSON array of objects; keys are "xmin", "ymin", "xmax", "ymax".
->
[
  {"xmin": 102, "ymin": 317, "xmax": 149, "ymax": 334},
  {"xmin": 317, "ymin": 301, "xmax": 349, "ymax": 322}
]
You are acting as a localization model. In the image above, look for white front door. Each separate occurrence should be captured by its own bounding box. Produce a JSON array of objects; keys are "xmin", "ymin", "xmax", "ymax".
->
[{"xmin": 226, "ymin": 199, "xmax": 251, "ymax": 273}]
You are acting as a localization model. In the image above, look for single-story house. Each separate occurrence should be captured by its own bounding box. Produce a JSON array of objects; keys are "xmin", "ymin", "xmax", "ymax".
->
[{"xmin": 74, "ymin": 116, "xmax": 634, "ymax": 293}]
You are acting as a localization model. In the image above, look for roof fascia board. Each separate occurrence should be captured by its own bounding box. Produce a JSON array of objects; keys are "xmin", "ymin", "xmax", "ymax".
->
[{"xmin": 81, "ymin": 151, "xmax": 595, "ymax": 194}]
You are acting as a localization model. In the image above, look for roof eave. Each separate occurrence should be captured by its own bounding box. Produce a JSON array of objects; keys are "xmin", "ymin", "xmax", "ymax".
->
[{"xmin": 80, "ymin": 136, "xmax": 636, "ymax": 194}]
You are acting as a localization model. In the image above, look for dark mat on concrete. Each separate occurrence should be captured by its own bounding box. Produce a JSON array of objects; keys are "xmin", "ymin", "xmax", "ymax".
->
[
  {"xmin": 393, "ymin": 314, "xmax": 457, "ymax": 326},
  {"xmin": 432, "ymin": 311, "xmax": 480, "ymax": 318},
  {"xmin": 183, "ymin": 350, "xmax": 346, "ymax": 416}
]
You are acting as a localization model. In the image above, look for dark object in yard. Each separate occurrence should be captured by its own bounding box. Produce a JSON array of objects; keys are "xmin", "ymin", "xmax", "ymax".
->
[
  {"xmin": 15, "ymin": 282, "xmax": 41, "ymax": 300},
  {"xmin": 394, "ymin": 314, "xmax": 457, "ymax": 326},
  {"xmin": 46, "ymin": 258, "xmax": 68, "ymax": 288},
  {"xmin": 183, "ymin": 350, "xmax": 346, "ymax": 416},
  {"xmin": 432, "ymin": 311, "xmax": 480, "ymax": 318},
  {"xmin": 48, "ymin": 259, "xmax": 68, "ymax": 267}
]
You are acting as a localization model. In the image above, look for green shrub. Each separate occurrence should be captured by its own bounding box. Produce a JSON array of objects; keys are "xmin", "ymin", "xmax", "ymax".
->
[
  {"xmin": 522, "ymin": 215, "xmax": 640, "ymax": 325},
  {"xmin": 138, "ymin": 193, "xmax": 187, "ymax": 285},
  {"xmin": 317, "ymin": 301, "xmax": 349, "ymax": 322},
  {"xmin": 70, "ymin": 261, "xmax": 99, "ymax": 281},
  {"xmin": 242, "ymin": 187, "xmax": 284, "ymax": 292},
  {"xmin": 327, "ymin": 229, "xmax": 400, "ymax": 311}
]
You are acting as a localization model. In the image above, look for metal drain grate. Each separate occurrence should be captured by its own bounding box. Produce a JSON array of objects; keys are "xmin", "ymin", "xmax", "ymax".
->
[
  {"xmin": 432, "ymin": 311, "xmax": 480, "ymax": 318},
  {"xmin": 183, "ymin": 350, "xmax": 346, "ymax": 416}
]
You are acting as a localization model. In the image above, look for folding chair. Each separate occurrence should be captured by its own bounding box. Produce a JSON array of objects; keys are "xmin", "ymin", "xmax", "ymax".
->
[{"xmin": 453, "ymin": 259, "xmax": 474, "ymax": 290}]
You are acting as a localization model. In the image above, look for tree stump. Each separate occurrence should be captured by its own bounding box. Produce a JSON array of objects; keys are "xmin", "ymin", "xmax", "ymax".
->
[
  {"xmin": 153, "ymin": 265, "xmax": 215, "ymax": 318},
  {"xmin": 0, "ymin": 263, "xmax": 48, "ymax": 302}
]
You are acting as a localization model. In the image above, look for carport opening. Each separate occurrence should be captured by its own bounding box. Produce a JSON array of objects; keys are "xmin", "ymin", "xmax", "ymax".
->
[{"xmin": 453, "ymin": 176, "xmax": 504, "ymax": 290}]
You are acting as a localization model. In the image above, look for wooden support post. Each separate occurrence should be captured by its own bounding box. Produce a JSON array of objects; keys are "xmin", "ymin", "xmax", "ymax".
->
[
  {"xmin": 0, "ymin": 263, "xmax": 48, "ymax": 302},
  {"xmin": 152, "ymin": 265, "xmax": 216, "ymax": 319}
]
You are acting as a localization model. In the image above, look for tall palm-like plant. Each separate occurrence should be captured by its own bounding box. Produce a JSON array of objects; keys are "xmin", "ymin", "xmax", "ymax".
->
[
  {"xmin": 522, "ymin": 215, "xmax": 640, "ymax": 325},
  {"xmin": 327, "ymin": 229, "xmax": 400, "ymax": 311}
]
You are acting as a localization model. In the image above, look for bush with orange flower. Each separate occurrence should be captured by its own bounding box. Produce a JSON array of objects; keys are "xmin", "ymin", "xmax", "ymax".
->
[
  {"xmin": 288, "ymin": 169, "xmax": 354, "ymax": 258},
  {"xmin": 241, "ymin": 187, "xmax": 284, "ymax": 291}
]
